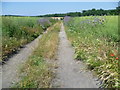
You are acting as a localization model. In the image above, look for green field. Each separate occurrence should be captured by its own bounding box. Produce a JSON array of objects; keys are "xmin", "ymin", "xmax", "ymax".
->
[
  {"xmin": 65, "ymin": 16, "xmax": 119, "ymax": 88},
  {"xmin": 2, "ymin": 16, "xmax": 57, "ymax": 61}
]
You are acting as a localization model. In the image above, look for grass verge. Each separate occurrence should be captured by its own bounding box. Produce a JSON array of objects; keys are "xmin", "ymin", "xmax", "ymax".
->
[{"xmin": 12, "ymin": 22, "xmax": 61, "ymax": 88}]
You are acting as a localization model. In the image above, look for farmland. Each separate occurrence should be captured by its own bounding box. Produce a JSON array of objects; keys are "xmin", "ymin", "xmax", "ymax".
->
[
  {"xmin": 1, "ymin": 15, "xmax": 119, "ymax": 88},
  {"xmin": 64, "ymin": 16, "xmax": 119, "ymax": 88},
  {"xmin": 1, "ymin": 1, "xmax": 120, "ymax": 89}
]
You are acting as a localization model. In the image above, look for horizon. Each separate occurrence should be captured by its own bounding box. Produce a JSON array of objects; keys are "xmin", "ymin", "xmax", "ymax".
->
[{"xmin": 2, "ymin": 2, "xmax": 119, "ymax": 16}]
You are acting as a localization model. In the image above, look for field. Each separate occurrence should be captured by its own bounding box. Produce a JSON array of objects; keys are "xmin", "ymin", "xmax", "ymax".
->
[
  {"xmin": 64, "ymin": 16, "xmax": 119, "ymax": 88},
  {"xmin": 2, "ymin": 1, "xmax": 120, "ymax": 89},
  {"xmin": 2, "ymin": 15, "xmax": 119, "ymax": 88},
  {"xmin": 2, "ymin": 16, "xmax": 57, "ymax": 61}
]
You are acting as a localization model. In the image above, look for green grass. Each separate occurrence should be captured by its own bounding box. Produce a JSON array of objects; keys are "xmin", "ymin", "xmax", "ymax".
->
[
  {"xmin": 65, "ymin": 16, "xmax": 119, "ymax": 88},
  {"xmin": 2, "ymin": 16, "xmax": 57, "ymax": 61},
  {"xmin": 13, "ymin": 22, "xmax": 61, "ymax": 88}
]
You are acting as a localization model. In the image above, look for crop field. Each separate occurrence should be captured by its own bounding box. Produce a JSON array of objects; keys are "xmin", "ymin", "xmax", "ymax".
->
[
  {"xmin": 2, "ymin": 16, "xmax": 57, "ymax": 61},
  {"xmin": 64, "ymin": 16, "xmax": 119, "ymax": 88}
]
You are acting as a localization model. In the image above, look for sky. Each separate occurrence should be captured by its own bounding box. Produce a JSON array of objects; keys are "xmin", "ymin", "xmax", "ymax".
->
[{"xmin": 2, "ymin": 2, "xmax": 119, "ymax": 16}]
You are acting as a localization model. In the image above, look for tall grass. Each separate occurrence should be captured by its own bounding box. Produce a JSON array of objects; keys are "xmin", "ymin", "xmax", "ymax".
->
[
  {"xmin": 2, "ymin": 16, "xmax": 57, "ymax": 61},
  {"xmin": 65, "ymin": 16, "xmax": 119, "ymax": 88},
  {"xmin": 13, "ymin": 22, "xmax": 61, "ymax": 88}
]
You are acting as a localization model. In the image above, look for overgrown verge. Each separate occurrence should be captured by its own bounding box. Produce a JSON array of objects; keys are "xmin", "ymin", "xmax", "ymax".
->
[
  {"xmin": 2, "ymin": 16, "xmax": 57, "ymax": 61},
  {"xmin": 64, "ymin": 16, "xmax": 120, "ymax": 88},
  {"xmin": 12, "ymin": 22, "xmax": 61, "ymax": 88}
]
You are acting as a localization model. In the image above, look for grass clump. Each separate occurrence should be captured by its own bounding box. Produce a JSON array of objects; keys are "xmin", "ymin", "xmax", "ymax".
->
[{"xmin": 13, "ymin": 22, "xmax": 61, "ymax": 88}]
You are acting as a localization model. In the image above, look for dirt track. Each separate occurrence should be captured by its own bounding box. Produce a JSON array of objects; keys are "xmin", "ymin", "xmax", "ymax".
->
[
  {"xmin": 2, "ymin": 35, "xmax": 42, "ymax": 88},
  {"xmin": 1, "ymin": 23, "xmax": 100, "ymax": 88},
  {"xmin": 52, "ymin": 23, "xmax": 99, "ymax": 88}
]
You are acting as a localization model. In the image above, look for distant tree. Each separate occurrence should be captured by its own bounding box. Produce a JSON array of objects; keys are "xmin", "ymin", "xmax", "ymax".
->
[{"xmin": 36, "ymin": 6, "xmax": 119, "ymax": 17}]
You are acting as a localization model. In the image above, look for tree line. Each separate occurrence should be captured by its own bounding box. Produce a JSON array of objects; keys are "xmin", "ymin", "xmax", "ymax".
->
[
  {"xmin": 39, "ymin": 6, "xmax": 120, "ymax": 17},
  {"xmin": 2, "ymin": 6, "xmax": 120, "ymax": 17}
]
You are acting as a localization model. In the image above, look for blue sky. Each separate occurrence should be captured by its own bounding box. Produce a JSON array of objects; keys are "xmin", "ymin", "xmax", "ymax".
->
[{"xmin": 2, "ymin": 2, "xmax": 118, "ymax": 16}]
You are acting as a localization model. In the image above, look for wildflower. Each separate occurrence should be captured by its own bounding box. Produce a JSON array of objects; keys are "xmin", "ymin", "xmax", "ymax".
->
[
  {"xmin": 110, "ymin": 53, "xmax": 115, "ymax": 56},
  {"xmin": 38, "ymin": 18, "xmax": 51, "ymax": 29},
  {"xmin": 63, "ymin": 16, "xmax": 71, "ymax": 24},
  {"xmin": 116, "ymin": 57, "xmax": 119, "ymax": 60}
]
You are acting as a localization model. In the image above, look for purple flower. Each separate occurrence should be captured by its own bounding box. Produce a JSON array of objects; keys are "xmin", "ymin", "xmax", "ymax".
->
[
  {"xmin": 38, "ymin": 18, "xmax": 51, "ymax": 29},
  {"xmin": 63, "ymin": 16, "xmax": 71, "ymax": 24}
]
